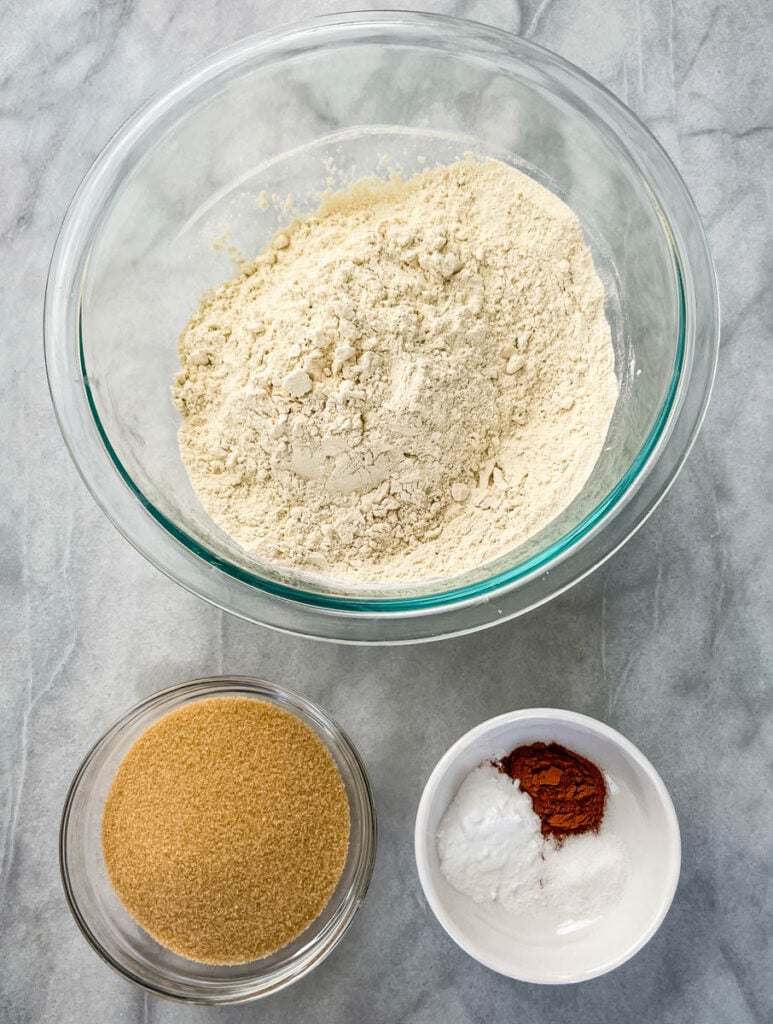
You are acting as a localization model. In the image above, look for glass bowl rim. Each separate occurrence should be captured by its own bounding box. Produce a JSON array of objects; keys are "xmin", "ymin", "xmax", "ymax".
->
[
  {"xmin": 59, "ymin": 675, "xmax": 378, "ymax": 1003},
  {"xmin": 44, "ymin": 11, "xmax": 719, "ymax": 639}
]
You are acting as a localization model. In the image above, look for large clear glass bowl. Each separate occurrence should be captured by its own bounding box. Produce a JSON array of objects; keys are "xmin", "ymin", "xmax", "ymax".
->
[
  {"xmin": 44, "ymin": 12, "xmax": 719, "ymax": 643},
  {"xmin": 59, "ymin": 677, "xmax": 377, "ymax": 1003}
]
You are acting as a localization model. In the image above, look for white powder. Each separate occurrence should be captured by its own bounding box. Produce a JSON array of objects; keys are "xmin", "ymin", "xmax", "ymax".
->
[
  {"xmin": 174, "ymin": 157, "xmax": 618, "ymax": 583},
  {"xmin": 436, "ymin": 764, "xmax": 627, "ymax": 919},
  {"xmin": 540, "ymin": 829, "xmax": 627, "ymax": 918},
  {"xmin": 436, "ymin": 766, "xmax": 543, "ymax": 906}
]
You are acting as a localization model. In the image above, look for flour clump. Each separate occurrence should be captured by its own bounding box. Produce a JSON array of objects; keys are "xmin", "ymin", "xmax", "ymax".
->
[{"xmin": 174, "ymin": 157, "xmax": 618, "ymax": 583}]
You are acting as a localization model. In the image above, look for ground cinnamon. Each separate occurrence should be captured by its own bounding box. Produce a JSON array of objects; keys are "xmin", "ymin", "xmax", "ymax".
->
[{"xmin": 498, "ymin": 742, "xmax": 606, "ymax": 839}]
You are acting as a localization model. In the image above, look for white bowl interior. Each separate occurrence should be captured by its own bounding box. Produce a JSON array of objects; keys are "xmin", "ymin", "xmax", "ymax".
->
[{"xmin": 415, "ymin": 710, "xmax": 680, "ymax": 983}]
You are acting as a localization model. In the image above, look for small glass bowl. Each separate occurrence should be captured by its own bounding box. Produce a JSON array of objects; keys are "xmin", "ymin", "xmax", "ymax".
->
[
  {"xmin": 414, "ymin": 708, "xmax": 680, "ymax": 983},
  {"xmin": 59, "ymin": 677, "xmax": 377, "ymax": 1004}
]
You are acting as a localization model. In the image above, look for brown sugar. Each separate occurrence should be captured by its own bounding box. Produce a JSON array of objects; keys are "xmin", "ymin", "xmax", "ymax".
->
[{"xmin": 101, "ymin": 697, "xmax": 350, "ymax": 964}]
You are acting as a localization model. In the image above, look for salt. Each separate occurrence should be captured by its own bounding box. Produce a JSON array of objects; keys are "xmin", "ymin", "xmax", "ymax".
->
[{"xmin": 540, "ymin": 830, "xmax": 627, "ymax": 918}]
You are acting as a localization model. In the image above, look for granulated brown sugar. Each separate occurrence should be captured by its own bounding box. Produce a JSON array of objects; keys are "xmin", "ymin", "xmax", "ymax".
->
[{"xmin": 101, "ymin": 696, "xmax": 350, "ymax": 964}]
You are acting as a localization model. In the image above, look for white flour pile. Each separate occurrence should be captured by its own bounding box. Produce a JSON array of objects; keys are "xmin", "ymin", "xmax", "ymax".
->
[{"xmin": 174, "ymin": 157, "xmax": 618, "ymax": 583}]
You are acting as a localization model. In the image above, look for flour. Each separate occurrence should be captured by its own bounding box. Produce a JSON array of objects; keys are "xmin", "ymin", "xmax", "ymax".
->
[
  {"xmin": 174, "ymin": 157, "xmax": 618, "ymax": 583},
  {"xmin": 436, "ymin": 764, "xmax": 627, "ymax": 919}
]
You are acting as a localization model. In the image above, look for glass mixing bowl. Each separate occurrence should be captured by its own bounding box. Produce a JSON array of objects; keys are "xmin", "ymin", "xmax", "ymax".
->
[
  {"xmin": 44, "ymin": 12, "xmax": 719, "ymax": 643},
  {"xmin": 60, "ymin": 677, "xmax": 377, "ymax": 1003}
]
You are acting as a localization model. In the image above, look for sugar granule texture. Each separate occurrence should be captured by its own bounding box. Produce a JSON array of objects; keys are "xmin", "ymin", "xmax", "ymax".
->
[
  {"xmin": 101, "ymin": 697, "xmax": 350, "ymax": 964},
  {"xmin": 174, "ymin": 156, "xmax": 618, "ymax": 583}
]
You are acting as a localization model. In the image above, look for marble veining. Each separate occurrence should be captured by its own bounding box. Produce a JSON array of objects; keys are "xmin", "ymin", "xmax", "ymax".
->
[{"xmin": 1, "ymin": 1, "xmax": 772, "ymax": 1022}]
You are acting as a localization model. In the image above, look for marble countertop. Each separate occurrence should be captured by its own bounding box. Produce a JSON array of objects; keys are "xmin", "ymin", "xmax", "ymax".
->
[{"xmin": 2, "ymin": 1, "xmax": 771, "ymax": 1021}]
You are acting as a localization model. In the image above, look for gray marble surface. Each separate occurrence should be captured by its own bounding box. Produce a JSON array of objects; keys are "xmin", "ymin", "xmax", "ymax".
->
[{"xmin": 2, "ymin": 1, "xmax": 772, "ymax": 1021}]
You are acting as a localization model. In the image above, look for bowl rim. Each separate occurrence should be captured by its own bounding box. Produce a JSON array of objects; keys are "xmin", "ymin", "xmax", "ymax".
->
[
  {"xmin": 413, "ymin": 707, "xmax": 681, "ymax": 984},
  {"xmin": 59, "ymin": 676, "xmax": 377, "ymax": 1004},
  {"xmin": 44, "ymin": 10, "xmax": 719, "ymax": 642}
]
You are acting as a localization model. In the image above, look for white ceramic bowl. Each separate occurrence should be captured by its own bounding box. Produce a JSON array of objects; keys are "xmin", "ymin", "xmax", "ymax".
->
[{"xmin": 414, "ymin": 709, "xmax": 680, "ymax": 984}]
